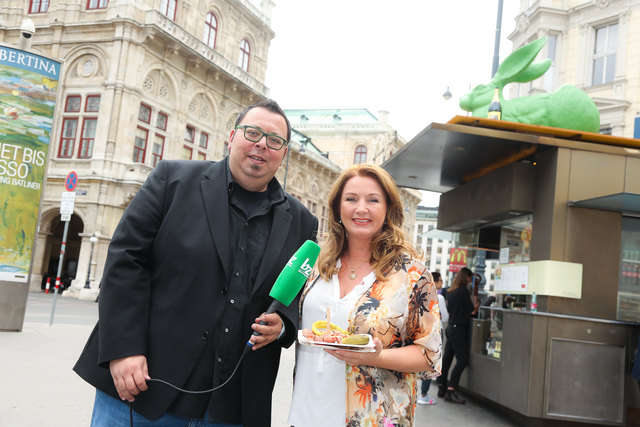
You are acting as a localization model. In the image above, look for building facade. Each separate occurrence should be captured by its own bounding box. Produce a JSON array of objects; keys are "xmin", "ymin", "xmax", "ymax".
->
[
  {"xmin": 285, "ymin": 108, "xmax": 422, "ymax": 241},
  {"xmin": 0, "ymin": 0, "xmax": 340, "ymax": 296},
  {"xmin": 508, "ymin": 0, "xmax": 640, "ymax": 137},
  {"xmin": 414, "ymin": 206, "xmax": 452, "ymax": 281}
]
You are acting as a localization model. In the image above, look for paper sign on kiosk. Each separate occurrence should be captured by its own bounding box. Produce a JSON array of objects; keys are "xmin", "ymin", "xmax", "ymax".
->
[{"xmin": 495, "ymin": 265, "xmax": 529, "ymax": 292}]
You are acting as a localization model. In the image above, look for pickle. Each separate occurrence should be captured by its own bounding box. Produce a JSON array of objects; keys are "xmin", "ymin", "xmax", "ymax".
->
[
  {"xmin": 312, "ymin": 320, "xmax": 347, "ymax": 335},
  {"xmin": 342, "ymin": 334, "xmax": 370, "ymax": 345}
]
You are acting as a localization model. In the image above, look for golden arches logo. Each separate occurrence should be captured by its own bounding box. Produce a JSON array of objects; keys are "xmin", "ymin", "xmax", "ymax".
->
[{"xmin": 450, "ymin": 249, "xmax": 467, "ymax": 264}]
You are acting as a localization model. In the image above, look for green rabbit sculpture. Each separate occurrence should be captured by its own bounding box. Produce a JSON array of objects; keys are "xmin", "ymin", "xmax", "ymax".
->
[{"xmin": 459, "ymin": 37, "xmax": 600, "ymax": 133}]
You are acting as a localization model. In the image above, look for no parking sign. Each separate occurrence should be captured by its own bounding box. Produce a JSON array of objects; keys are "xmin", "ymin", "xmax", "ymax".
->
[{"xmin": 65, "ymin": 171, "xmax": 78, "ymax": 192}]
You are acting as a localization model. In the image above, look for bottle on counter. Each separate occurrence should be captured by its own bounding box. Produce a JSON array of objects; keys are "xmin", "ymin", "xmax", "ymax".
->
[
  {"xmin": 530, "ymin": 292, "xmax": 537, "ymax": 312},
  {"xmin": 487, "ymin": 87, "xmax": 502, "ymax": 120}
]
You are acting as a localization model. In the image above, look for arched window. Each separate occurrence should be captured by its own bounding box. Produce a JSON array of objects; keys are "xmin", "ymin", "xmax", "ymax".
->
[
  {"xmin": 160, "ymin": 0, "xmax": 177, "ymax": 21},
  {"xmin": 238, "ymin": 39, "xmax": 250, "ymax": 72},
  {"xmin": 354, "ymin": 145, "xmax": 367, "ymax": 164},
  {"xmin": 203, "ymin": 12, "xmax": 217, "ymax": 49}
]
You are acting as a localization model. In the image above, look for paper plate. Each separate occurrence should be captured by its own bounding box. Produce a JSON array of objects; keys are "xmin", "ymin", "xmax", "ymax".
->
[{"xmin": 297, "ymin": 330, "xmax": 376, "ymax": 352}]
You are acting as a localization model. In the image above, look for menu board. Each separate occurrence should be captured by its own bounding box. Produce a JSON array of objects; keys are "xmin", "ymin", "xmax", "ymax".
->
[{"xmin": 494, "ymin": 265, "xmax": 529, "ymax": 292}]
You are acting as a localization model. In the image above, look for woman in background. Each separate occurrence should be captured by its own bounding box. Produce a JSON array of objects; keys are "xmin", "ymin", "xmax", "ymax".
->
[
  {"xmin": 437, "ymin": 267, "xmax": 479, "ymax": 404},
  {"xmin": 288, "ymin": 164, "xmax": 442, "ymax": 426},
  {"xmin": 418, "ymin": 271, "xmax": 449, "ymax": 405}
]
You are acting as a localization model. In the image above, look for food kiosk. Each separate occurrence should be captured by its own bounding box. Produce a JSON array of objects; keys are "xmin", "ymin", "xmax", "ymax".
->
[{"xmin": 383, "ymin": 116, "xmax": 640, "ymax": 426}]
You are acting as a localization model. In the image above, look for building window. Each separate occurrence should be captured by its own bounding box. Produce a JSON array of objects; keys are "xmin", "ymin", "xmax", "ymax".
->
[
  {"xmin": 160, "ymin": 0, "xmax": 177, "ymax": 20},
  {"xmin": 182, "ymin": 145, "xmax": 193, "ymax": 160},
  {"xmin": 152, "ymin": 135, "xmax": 165, "ymax": 167},
  {"xmin": 65, "ymin": 95, "xmax": 81, "ymax": 113},
  {"xmin": 58, "ymin": 94, "xmax": 100, "ymax": 159},
  {"xmin": 135, "ymin": 103, "xmax": 168, "ymax": 166},
  {"xmin": 185, "ymin": 125, "xmax": 195, "ymax": 144},
  {"xmin": 600, "ymin": 127, "xmax": 612, "ymax": 135},
  {"xmin": 138, "ymin": 103, "xmax": 151, "ymax": 123},
  {"xmin": 203, "ymin": 12, "xmax": 218, "ymax": 49},
  {"xmin": 59, "ymin": 119, "xmax": 78, "ymax": 158},
  {"xmin": 183, "ymin": 125, "xmax": 208, "ymax": 160},
  {"xmin": 156, "ymin": 112, "xmax": 168, "ymax": 130},
  {"xmin": 133, "ymin": 127, "xmax": 148, "ymax": 163},
  {"xmin": 592, "ymin": 22, "xmax": 618, "ymax": 86},
  {"xmin": 78, "ymin": 118, "xmax": 97, "ymax": 158},
  {"xmin": 86, "ymin": 0, "xmax": 108, "ymax": 9},
  {"xmin": 238, "ymin": 39, "xmax": 250, "ymax": 72},
  {"xmin": 29, "ymin": 0, "xmax": 49, "ymax": 13},
  {"xmin": 199, "ymin": 132, "xmax": 208, "ymax": 149},
  {"xmin": 85, "ymin": 95, "xmax": 101, "ymax": 112},
  {"xmin": 354, "ymin": 145, "xmax": 367, "ymax": 164}
]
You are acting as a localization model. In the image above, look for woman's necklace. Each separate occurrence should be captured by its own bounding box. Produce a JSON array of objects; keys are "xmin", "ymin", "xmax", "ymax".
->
[{"xmin": 345, "ymin": 257, "xmax": 369, "ymax": 280}]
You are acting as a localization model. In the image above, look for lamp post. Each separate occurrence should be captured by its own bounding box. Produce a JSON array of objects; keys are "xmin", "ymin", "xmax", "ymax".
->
[
  {"xmin": 442, "ymin": 86, "xmax": 452, "ymax": 100},
  {"xmin": 83, "ymin": 233, "xmax": 98, "ymax": 289}
]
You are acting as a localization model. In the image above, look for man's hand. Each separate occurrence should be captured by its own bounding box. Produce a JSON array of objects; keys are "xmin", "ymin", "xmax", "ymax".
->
[
  {"xmin": 109, "ymin": 355, "xmax": 150, "ymax": 402},
  {"xmin": 249, "ymin": 313, "xmax": 283, "ymax": 350}
]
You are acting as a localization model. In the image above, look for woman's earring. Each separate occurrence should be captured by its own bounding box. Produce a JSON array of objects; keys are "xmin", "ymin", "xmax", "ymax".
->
[{"xmin": 338, "ymin": 219, "xmax": 342, "ymax": 224}]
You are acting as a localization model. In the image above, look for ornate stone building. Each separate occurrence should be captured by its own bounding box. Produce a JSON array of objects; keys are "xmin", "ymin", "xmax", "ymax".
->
[
  {"xmin": 0, "ymin": 0, "xmax": 340, "ymax": 297},
  {"xmin": 286, "ymin": 108, "xmax": 421, "ymax": 241}
]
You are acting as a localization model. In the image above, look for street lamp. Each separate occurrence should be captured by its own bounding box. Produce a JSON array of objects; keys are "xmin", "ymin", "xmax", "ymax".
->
[
  {"xmin": 442, "ymin": 86, "xmax": 452, "ymax": 100},
  {"xmin": 83, "ymin": 233, "xmax": 98, "ymax": 289}
]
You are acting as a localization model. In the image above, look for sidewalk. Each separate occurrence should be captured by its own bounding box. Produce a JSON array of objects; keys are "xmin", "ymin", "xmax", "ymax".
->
[{"xmin": 1, "ymin": 292, "xmax": 517, "ymax": 426}]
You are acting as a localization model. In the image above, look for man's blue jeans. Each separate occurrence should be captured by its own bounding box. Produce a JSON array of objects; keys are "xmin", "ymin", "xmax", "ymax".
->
[{"xmin": 91, "ymin": 389, "xmax": 242, "ymax": 427}]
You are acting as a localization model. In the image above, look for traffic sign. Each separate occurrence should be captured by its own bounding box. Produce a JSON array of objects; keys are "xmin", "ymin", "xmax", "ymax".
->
[
  {"xmin": 65, "ymin": 171, "xmax": 78, "ymax": 192},
  {"xmin": 60, "ymin": 191, "xmax": 76, "ymax": 215},
  {"xmin": 60, "ymin": 214, "xmax": 71, "ymax": 222}
]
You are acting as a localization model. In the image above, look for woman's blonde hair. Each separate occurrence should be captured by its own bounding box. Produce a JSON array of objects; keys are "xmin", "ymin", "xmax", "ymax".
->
[{"xmin": 317, "ymin": 164, "xmax": 418, "ymax": 281}]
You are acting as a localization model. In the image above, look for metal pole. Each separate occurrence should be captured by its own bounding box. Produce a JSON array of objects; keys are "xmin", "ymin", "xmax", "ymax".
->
[
  {"xmin": 49, "ymin": 220, "xmax": 69, "ymax": 326},
  {"xmin": 491, "ymin": 0, "xmax": 504, "ymax": 78},
  {"xmin": 84, "ymin": 235, "xmax": 95, "ymax": 289}
]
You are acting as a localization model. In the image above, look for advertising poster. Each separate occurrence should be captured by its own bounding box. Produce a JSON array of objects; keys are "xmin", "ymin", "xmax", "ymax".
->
[
  {"xmin": 0, "ymin": 45, "xmax": 60, "ymax": 282},
  {"xmin": 449, "ymin": 248, "xmax": 468, "ymax": 273}
]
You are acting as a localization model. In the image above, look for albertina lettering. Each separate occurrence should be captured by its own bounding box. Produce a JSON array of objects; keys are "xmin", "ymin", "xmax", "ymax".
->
[{"xmin": 0, "ymin": 48, "xmax": 57, "ymax": 76}]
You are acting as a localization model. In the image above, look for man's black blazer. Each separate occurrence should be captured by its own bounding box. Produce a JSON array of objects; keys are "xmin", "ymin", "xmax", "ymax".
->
[{"xmin": 74, "ymin": 159, "xmax": 318, "ymax": 425}]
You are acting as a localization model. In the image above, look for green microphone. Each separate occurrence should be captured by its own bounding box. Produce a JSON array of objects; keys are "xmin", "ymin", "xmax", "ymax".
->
[{"xmin": 246, "ymin": 240, "xmax": 320, "ymax": 349}]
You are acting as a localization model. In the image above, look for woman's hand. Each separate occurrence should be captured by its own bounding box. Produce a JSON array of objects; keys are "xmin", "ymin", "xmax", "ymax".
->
[
  {"xmin": 324, "ymin": 337, "xmax": 384, "ymax": 367},
  {"xmin": 327, "ymin": 341, "xmax": 431, "ymax": 373}
]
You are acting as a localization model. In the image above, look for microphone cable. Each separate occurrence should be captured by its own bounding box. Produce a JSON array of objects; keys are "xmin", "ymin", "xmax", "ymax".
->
[{"xmin": 127, "ymin": 347, "xmax": 250, "ymax": 426}]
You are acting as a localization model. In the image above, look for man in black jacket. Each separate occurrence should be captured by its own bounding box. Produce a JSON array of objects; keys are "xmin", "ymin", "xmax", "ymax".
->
[{"xmin": 74, "ymin": 99, "xmax": 318, "ymax": 426}]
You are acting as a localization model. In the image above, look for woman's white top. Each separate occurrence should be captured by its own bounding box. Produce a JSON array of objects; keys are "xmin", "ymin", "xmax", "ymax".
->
[
  {"xmin": 438, "ymin": 293, "xmax": 449, "ymax": 327},
  {"xmin": 288, "ymin": 262, "xmax": 376, "ymax": 427}
]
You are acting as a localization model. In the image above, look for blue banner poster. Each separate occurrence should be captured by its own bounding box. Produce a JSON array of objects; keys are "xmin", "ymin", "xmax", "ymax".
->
[{"xmin": 0, "ymin": 45, "xmax": 60, "ymax": 282}]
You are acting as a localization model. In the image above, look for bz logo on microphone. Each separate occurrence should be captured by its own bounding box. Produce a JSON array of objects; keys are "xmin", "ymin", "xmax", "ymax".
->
[
  {"xmin": 286, "ymin": 255, "xmax": 296, "ymax": 267},
  {"xmin": 298, "ymin": 258, "xmax": 313, "ymax": 278}
]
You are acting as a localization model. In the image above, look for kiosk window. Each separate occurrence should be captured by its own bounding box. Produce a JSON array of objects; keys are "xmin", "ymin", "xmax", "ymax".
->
[{"xmin": 618, "ymin": 216, "xmax": 640, "ymax": 322}]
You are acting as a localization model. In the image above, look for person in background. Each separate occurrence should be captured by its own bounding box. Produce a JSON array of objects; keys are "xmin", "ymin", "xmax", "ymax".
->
[
  {"xmin": 74, "ymin": 99, "xmax": 318, "ymax": 426},
  {"xmin": 418, "ymin": 271, "xmax": 449, "ymax": 405},
  {"xmin": 437, "ymin": 267, "xmax": 480, "ymax": 404},
  {"xmin": 288, "ymin": 164, "xmax": 442, "ymax": 426}
]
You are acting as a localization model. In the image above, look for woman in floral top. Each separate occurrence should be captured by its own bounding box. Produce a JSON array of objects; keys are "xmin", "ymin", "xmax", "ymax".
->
[{"xmin": 288, "ymin": 164, "xmax": 442, "ymax": 427}]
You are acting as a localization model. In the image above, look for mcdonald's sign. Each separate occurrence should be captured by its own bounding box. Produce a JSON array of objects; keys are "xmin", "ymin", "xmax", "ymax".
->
[{"xmin": 449, "ymin": 248, "xmax": 468, "ymax": 273}]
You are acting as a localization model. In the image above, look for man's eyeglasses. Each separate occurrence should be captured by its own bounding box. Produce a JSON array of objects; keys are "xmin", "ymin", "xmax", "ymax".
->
[{"xmin": 235, "ymin": 125, "xmax": 288, "ymax": 150}]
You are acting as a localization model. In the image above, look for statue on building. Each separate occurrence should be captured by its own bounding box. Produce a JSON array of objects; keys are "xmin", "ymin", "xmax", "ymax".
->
[{"xmin": 459, "ymin": 37, "xmax": 600, "ymax": 133}]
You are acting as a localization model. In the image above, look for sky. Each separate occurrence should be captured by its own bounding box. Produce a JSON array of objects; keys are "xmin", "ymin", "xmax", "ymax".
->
[{"xmin": 262, "ymin": 1, "xmax": 521, "ymax": 205}]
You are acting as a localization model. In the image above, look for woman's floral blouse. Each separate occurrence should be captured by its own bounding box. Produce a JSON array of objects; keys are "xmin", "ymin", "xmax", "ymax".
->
[{"xmin": 300, "ymin": 258, "xmax": 442, "ymax": 426}]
